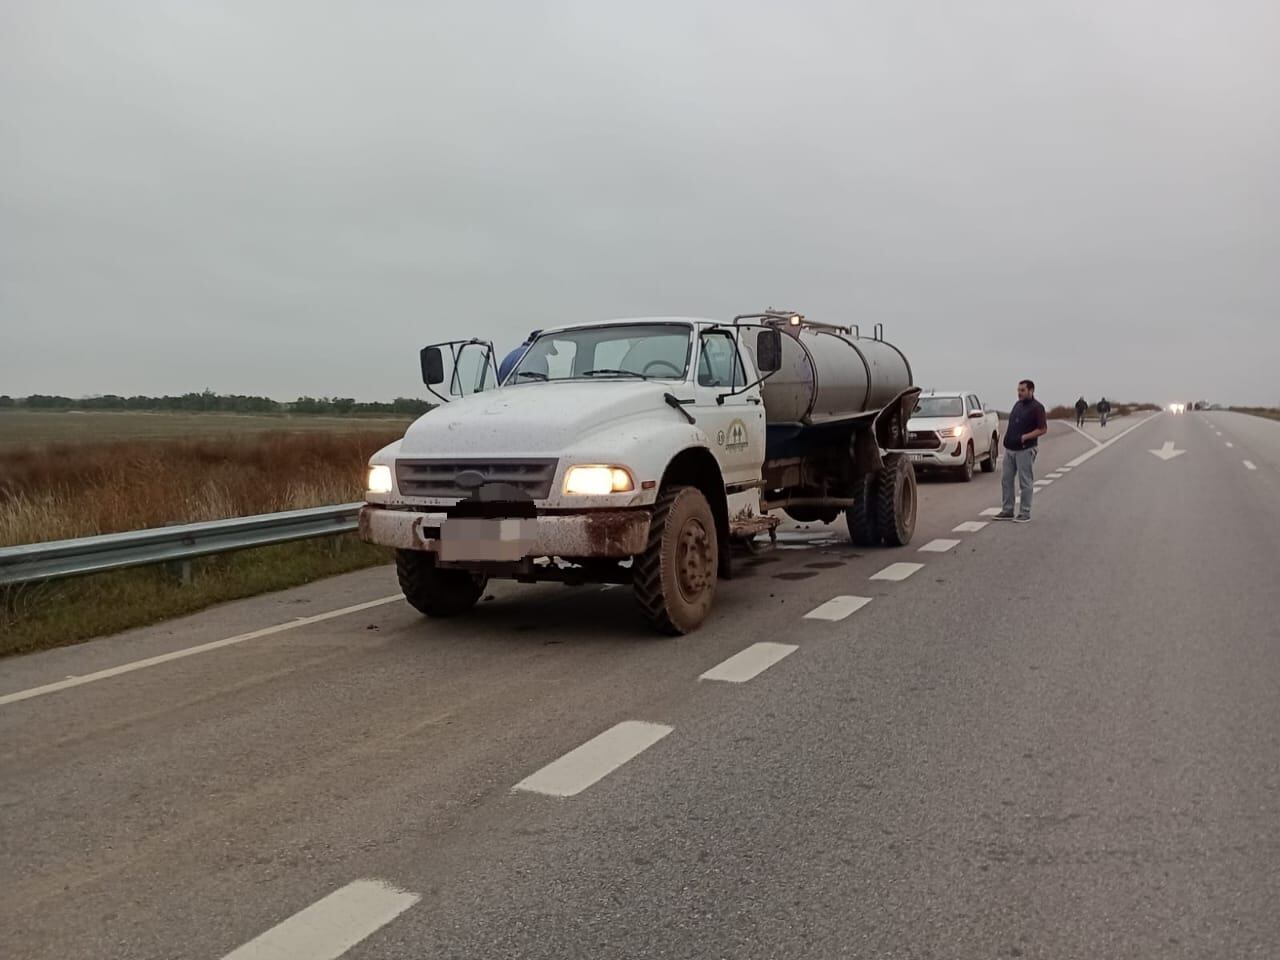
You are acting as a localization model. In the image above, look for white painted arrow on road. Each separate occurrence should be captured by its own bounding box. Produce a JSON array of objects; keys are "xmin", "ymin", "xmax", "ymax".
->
[{"xmin": 1148, "ymin": 441, "xmax": 1187, "ymax": 461}]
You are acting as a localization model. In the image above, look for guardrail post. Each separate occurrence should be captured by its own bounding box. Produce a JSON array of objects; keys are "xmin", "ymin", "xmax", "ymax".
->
[{"xmin": 164, "ymin": 521, "xmax": 194, "ymax": 586}]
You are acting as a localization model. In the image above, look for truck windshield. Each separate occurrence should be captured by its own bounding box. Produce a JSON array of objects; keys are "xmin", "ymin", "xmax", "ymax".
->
[
  {"xmin": 508, "ymin": 324, "xmax": 691, "ymax": 383},
  {"xmin": 913, "ymin": 396, "xmax": 964, "ymax": 417}
]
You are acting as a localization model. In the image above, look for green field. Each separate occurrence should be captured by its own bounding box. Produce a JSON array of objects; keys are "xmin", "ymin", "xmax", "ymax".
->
[{"xmin": 0, "ymin": 409, "xmax": 415, "ymax": 448}]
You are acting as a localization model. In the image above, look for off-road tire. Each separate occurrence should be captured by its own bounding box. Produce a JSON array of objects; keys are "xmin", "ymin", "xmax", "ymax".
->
[
  {"xmin": 396, "ymin": 549, "xmax": 488, "ymax": 617},
  {"xmin": 981, "ymin": 434, "xmax": 998, "ymax": 472},
  {"xmin": 846, "ymin": 470, "xmax": 882, "ymax": 547},
  {"xmin": 877, "ymin": 453, "xmax": 918, "ymax": 547},
  {"xmin": 634, "ymin": 486, "xmax": 718, "ymax": 635},
  {"xmin": 956, "ymin": 442, "xmax": 975, "ymax": 482}
]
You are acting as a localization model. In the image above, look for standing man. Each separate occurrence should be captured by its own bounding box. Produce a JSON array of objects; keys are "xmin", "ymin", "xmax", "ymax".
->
[
  {"xmin": 1074, "ymin": 396, "xmax": 1088, "ymax": 427},
  {"xmin": 996, "ymin": 379, "xmax": 1048, "ymax": 523},
  {"xmin": 1097, "ymin": 396, "xmax": 1112, "ymax": 427}
]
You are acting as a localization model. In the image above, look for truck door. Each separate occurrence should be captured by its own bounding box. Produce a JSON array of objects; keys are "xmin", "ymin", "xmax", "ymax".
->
[{"xmin": 693, "ymin": 329, "xmax": 766, "ymax": 491}]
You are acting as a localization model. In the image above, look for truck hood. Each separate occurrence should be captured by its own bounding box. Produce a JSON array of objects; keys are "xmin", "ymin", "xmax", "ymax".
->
[
  {"xmin": 908, "ymin": 415, "xmax": 964, "ymax": 432},
  {"xmin": 400, "ymin": 381, "xmax": 684, "ymax": 457}
]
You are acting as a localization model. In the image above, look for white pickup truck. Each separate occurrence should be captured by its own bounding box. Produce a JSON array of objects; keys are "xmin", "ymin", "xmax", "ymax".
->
[
  {"xmin": 360, "ymin": 311, "xmax": 921, "ymax": 634},
  {"xmin": 894, "ymin": 390, "xmax": 1001, "ymax": 481}
]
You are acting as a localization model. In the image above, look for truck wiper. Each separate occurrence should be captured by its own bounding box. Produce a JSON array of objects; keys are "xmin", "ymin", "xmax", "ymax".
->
[
  {"xmin": 581, "ymin": 369, "xmax": 647, "ymax": 379},
  {"xmin": 517, "ymin": 371, "xmax": 549, "ymax": 381}
]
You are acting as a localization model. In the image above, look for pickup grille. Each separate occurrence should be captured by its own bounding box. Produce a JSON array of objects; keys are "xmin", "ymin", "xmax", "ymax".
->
[
  {"xmin": 904, "ymin": 430, "xmax": 942, "ymax": 450},
  {"xmin": 396, "ymin": 459, "xmax": 559, "ymax": 500}
]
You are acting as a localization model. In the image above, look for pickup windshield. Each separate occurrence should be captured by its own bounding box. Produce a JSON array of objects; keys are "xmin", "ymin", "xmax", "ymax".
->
[
  {"xmin": 913, "ymin": 396, "xmax": 964, "ymax": 418},
  {"xmin": 508, "ymin": 323, "xmax": 692, "ymax": 383}
]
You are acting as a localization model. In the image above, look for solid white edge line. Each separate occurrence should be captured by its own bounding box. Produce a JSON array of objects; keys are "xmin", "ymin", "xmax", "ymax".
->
[
  {"xmin": 1064, "ymin": 413, "xmax": 1160, "ymax": 469},
  {"xmin": 952, "ymin": 521, "xmax": 988, "ymax": 532},
  {"xmin": 221, "ymin": 879, "xmax": 420, "ymax": 960},
  {"xmin": 513, "ymin": 720, "xmax": 673, "ymax": 797},
  {"xmin": 0, "ymin": 595, "xmax": 405, "ymax": 707},
  {"xmin": 700, "ymin": 642, "xmax": 798, "ymax": 683},
  {"xmin": 870, "ymin": 562, "xmax": 924, "ymax": 581},
  {"xmin": 919, "ymin": 538, "xmax": 960, "ymax": 553},
  {"xmin": 1243, "ymin": 460, "xmax": 1257, "ymax": 471},
  {"xmin": 1060, "ymin": 420, "xmax": 1103, "ymax": 447},
  {"xmin": 804, "ymin": 595, "xmax": 874, "ymax": 621}
]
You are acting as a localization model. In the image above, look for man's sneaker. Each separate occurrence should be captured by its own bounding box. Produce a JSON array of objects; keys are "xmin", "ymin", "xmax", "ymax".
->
[
  {"xmin": 1013, "ymin": 515, "xmax": 1032, "ymax": 523},
  {"xmin": 993, "ymin": 511, "xmax": 1015, "ymax": 520}
]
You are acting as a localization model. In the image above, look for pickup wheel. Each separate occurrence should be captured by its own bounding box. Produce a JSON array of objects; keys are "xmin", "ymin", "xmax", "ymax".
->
[
  {"xmin": 877, "ymin": 453, "xmax": 918, "ymax": 547},
  {"xmin": 396, "ymin": 550, "xmax": 488, "ymax": 618},
  {"xmin": 956, "ymin": 442, "xmax": 975, "ymax": 482},
  {"xmin": 981, "ymin": 433, "xmax": 998, "ymax": 472},
  {"xmin": 634, "ymin": 486, "xmax": 718, "ymax": 635},
  {"xmin": 846, "ymin": 470, "xmax": 881, "ymax": 547}
]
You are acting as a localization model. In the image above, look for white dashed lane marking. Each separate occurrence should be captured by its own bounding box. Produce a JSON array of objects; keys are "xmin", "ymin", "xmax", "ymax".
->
[
  {"xmin": 1046, "ymin": 472, "xmax": 1064, "ymax": 479},
  {"xmin": 870, "ymin": 562, "xmax": 924, "ymax": 582},
  {"xmin": 1243, "ymin": 460, "xmax": 1258, "ymax": 471},
  {"xmin": 220, "ymin": 880, "xmax": 420, "ymax": 960},
  {"xmin": 804, "ymin": 595, "xmax": 873, "ymax": 621},
  {"xmin": 919, "ymin": 538, "xmax": 960, "ymax": 553},
  {"xmin": 514, "ymin": 721, "xmax": 673, "ymax": 797},
  {"xmin": 980, "ymin": 507, "xmax": 1003, "ymax": 517},
  {"xmin": 953, "ymin": 521, "xmax": 988, "ymax": 533},
  {"xmin": 700, "ymin": 642, "xmax": 798, "ymax": 683},
  {"xmin": 1226, "ymin": 442, "xmax": 1234, "ymax": 448},
  {"xmin": 1034, "ymin": 479, "xmax": 1053, "ymax": 486}
]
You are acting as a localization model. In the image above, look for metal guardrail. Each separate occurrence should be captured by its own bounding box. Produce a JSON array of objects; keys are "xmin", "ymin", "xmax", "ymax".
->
[{"xmin": 0, "ymin": 503, "xmax": 363, "ymax": 586}]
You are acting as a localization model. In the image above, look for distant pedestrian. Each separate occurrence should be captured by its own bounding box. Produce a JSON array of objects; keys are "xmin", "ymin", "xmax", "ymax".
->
[
  {"xmin": 1074, "ymin": 396, "xmax": 1087, "ymax": 428},
  {"xmin": 1097, "ymin": 396, "xmax": 1112, "ymax": 427},
  {"xmin": 995, "ymin": 379, "xmax": 1048, "ymax": 523}
]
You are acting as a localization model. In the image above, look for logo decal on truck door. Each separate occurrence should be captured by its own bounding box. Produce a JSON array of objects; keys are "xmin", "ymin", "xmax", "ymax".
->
[{"xmin": 724, "ymin": 419, "xmax": 750, "ymax": 452}]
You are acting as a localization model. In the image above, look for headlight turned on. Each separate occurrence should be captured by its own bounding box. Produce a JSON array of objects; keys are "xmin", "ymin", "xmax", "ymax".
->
[
  {"xmin": 940, "ymin": 425, "xmax": 964, "ymax": 438},
  {"xmin": 564, "ymin": 465, "xmax": 635, "ymax": 496},
  {"xmin": 367, "ymin": 464, "xmax": 393, "ymax": 494}
]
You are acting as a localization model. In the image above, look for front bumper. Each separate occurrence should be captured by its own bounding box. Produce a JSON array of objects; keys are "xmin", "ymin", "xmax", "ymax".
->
[
  {"xmin": 358, "ymin": 506, "xmax": 650, "ymax": 560},
  {"xmin": 897, "ymin": 441, "xmax": 966, "ymax": 466}
]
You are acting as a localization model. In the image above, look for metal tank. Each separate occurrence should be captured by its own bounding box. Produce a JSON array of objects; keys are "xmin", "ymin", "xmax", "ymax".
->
[{"xmin": 759, "ymin": 321, "xmax": 913, "ymax": 426}]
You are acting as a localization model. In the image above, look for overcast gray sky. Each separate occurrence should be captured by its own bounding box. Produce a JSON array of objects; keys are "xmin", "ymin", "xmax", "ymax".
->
[{"xmin": 3, "ymin": 0, "xmax": 1277, "ymax": 408}]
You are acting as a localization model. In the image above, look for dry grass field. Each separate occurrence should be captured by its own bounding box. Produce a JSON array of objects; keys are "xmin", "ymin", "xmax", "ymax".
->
[{"xmin": 0, "ymin": 415, "xmax": 411, "ymax": 656}]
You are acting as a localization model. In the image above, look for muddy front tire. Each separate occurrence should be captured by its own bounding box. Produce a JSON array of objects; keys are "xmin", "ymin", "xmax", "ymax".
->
[
  {"xmin": 634, "ymin": 486, "xmax": 719, "ymax": 635},
  {"xmin": 396, "ymin": 550, "xmax": 488, "ymax": 618}
]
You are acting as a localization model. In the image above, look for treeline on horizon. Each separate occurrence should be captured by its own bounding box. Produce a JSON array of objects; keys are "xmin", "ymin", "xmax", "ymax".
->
[{"xmin": 0, "ymin": 390, "xmax": 433, "ymax": 416}]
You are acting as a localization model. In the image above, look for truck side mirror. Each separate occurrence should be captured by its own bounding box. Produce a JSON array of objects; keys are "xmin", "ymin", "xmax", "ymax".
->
[
  {"xmin": 756, "ymin": 329, "xmax": 783, "ymax": 373},
  {"xmin": 968, "ymin": 409, "xmax": 984, "ymax": 419},
  {"xmin": 420, "ymin": 346, "xmax": 445, "ymax": 385}
]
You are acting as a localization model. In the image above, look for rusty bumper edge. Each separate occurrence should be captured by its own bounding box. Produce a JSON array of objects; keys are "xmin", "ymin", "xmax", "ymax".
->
[{"xmin": 358, "ymin": 506, "xmax": 649, "ymax": 557}]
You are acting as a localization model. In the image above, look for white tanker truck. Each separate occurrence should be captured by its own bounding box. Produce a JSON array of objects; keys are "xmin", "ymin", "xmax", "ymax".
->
[{"xmin": 359, "ymin": 310, "xmax": 920, "ymax": 634}]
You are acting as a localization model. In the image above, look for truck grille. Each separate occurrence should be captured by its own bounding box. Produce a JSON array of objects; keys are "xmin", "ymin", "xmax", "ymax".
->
[
  {"xmin": 904, "ymin": 430, "xmax": 942, "ymax": 450},
  {"xmin": 396, "ymin": 459, "xmax": 559, "ymax": 500}
]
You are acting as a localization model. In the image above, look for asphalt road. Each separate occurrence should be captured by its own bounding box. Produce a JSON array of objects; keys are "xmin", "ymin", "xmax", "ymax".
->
[{"xmin": 2, "ymin": 413, "xmax": 1278, "ymax": 959}]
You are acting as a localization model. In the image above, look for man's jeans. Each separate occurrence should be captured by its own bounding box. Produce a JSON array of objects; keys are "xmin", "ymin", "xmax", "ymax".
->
[{"xmin": 1002, "ymin": 447, "xmax": 1037, "ymax": 517}]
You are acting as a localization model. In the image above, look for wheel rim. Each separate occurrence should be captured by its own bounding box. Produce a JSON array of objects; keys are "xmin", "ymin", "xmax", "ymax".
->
[{"xmin": 675, "ymin": 517, "xmax": 713, "ymax": 601}]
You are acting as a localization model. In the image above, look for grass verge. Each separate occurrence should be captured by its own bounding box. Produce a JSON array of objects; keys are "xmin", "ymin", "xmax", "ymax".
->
[
  {"xmin": 1, "ymin": 536, "xmax": 393, "ymax": 658},
  {"xmin": 1231, "ymin": 406, "xmax": 1280, "ymax": 421}
]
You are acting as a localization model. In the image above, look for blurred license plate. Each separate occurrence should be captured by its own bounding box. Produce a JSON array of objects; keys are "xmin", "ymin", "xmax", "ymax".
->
[
  {"xmin": 906, "ymin": 453, "xmax": 924, "ymax": 461},
  {"xmin": 439, "ymin": 518, "xmax": 537, "ymax": 561}
]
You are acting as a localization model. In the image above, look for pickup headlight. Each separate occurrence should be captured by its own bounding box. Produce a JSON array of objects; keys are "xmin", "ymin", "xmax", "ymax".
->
[
  {"xmin": 939, "ymin": 425, "xmax": 964, "ymax": 438},
  {"xmin": 366, "ymin": 464, "xmax": 393, "ymax": 494},
  {"xmin": 564, "ymin": 465, "xmax": 635, "ymax": 495}
]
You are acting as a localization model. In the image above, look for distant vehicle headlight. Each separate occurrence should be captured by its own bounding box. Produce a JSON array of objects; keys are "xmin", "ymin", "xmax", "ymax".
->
[
  {"xmin": 367, "ymin": 464, "xmax": 393, "ymax": 494},
  {"xmin": 564, "ymin": 465, "xmax": 635, "ymax": 495}
]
